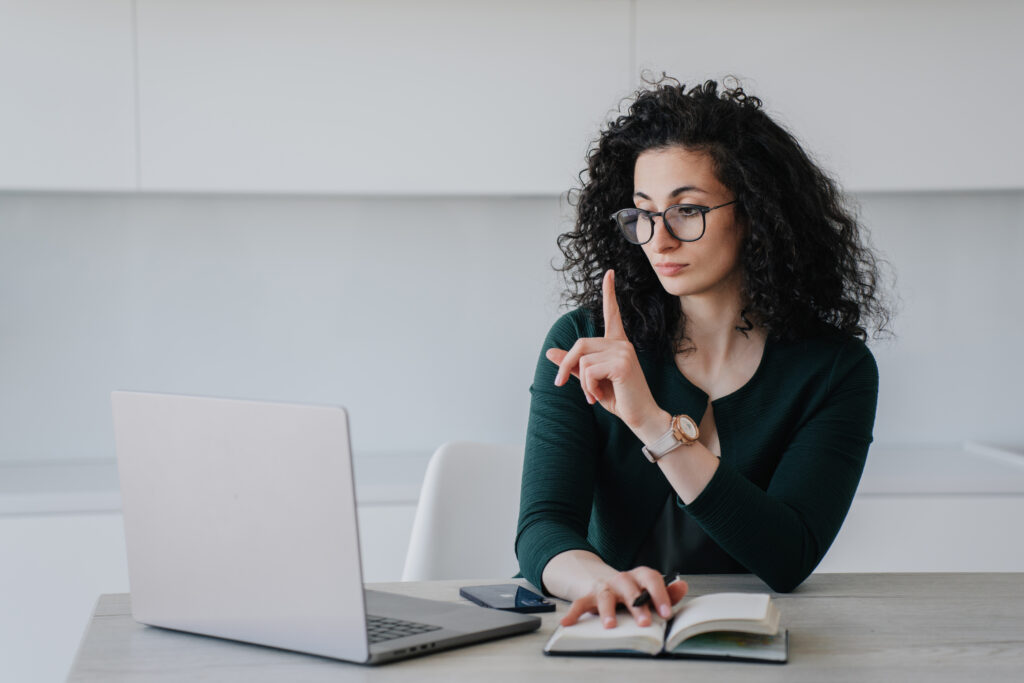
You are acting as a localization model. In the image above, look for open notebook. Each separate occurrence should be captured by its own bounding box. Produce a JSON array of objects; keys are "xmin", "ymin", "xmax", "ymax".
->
[{"xmin": 544, "ymin": 592, "xmax": 788, "ymax": 663}]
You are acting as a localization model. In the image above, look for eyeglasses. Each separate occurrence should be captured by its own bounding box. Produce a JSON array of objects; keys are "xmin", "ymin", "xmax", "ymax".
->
[{"xmin": 610, "ymin": 200, "xmax": 738, "ymax": 245}]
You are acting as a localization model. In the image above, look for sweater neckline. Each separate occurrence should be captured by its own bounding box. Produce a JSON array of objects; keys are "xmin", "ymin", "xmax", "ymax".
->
[{"xmin": 670, "ymin": 335, "xmax": 772, "ymax": 407}]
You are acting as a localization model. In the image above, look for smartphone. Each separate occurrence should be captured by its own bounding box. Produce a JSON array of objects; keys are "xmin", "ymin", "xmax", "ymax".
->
[{"xmin": 459, "ymin": 584, "xmax": 556, "ymax": 613}]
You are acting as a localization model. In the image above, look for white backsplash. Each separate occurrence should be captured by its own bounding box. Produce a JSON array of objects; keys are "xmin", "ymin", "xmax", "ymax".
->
[{"xmin": 1, "ymin": 189, "xmax": 1022, "ymax": 462}]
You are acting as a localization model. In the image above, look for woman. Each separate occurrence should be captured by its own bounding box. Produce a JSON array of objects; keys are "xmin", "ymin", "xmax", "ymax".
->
[{"xmin": 515, "ymin": 77, "xmax": 888, "ymax": 630}]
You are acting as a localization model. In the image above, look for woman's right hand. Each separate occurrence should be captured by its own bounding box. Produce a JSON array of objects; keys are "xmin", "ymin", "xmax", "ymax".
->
[
  {"xmin": 544, "ymin": 270, "xmax": 669, "ymax": 443},
  {"xmin": 560, "ymin": 567, "xmax": 689, "ymax": 629}
]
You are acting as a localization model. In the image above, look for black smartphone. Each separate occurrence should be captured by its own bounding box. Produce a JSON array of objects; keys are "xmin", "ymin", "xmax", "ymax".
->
[{"xmin": 459, "ymin": 584, "xmax": 556, "ymax": 613}]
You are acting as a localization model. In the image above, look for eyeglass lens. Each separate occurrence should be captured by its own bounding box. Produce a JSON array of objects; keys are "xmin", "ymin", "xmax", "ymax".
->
[{"xmin": 617, "ymin": 205, "xmax": 704, "ymax": 244}]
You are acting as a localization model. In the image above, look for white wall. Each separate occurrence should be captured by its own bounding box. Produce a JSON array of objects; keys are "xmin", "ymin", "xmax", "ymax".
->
[
  {"xmin": 859, "ymin": 190, "xmax": 1024, "ymax": 444},
  {"xmin": 0, "ymin": 193, "xmax": 567, "ymax": 461},
  {"xmin": 2, "ymin": 189, "xmax": 1023, "ymax": 463}
]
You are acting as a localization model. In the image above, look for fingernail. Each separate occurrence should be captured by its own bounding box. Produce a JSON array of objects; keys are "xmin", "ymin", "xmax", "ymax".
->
[
  {"xmin": 660, "ymin": 605, "xmax": 671, "ymax": 618},
  {"xmin": 603, "ymin": 617, "xmax": 614, "ymax": 628}
]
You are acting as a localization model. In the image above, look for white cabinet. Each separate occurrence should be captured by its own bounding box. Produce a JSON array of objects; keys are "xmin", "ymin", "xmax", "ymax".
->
[
  {"xmin": 0, "ymin": 504, "xmax": 415, "ymax": 683},
  {"xmin": 4, "ymin": 1, "xmax": 1022, "ymax": 194},
  {"xmin": 820, "ymin": 495, "xmax": 1024, "ymax": 573},
  {"xmin": 0, "ymin": 0, "xmax": 136, "ymax": 191},
  {"xmin": 635, "ymin": 0, "xmax": 1024, "ymax": 192},
  {"xmin": 134, "ymin": 0, "xmax": 631, "ymax": 194},
  {"xmin": 0, "ymin": 513, "xmax": 130, "ymax": 683},
  {"xmin": 818, "ymin": 445, "xmax": 1024, "ymax": 572}
]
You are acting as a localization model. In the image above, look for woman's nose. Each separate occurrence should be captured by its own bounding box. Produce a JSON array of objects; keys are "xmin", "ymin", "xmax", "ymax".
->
[{"xmin": 650, "ymin": 215, "xmax": 680, "ymax": 250}]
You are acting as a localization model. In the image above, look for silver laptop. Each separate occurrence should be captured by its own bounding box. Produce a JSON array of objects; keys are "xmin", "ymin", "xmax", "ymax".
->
[{"xmin": 111, "ymin": 391, "xmax": 540, "ymax": 665}]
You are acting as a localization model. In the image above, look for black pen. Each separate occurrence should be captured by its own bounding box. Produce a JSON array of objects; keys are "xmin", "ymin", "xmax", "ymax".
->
[
  {"xmin": 632, "ymin": 589, "xmax": 652, "ymax": 608},
  {"xmin": 632, "ymin": 573, "xmax": 684, "ymax": 608}
]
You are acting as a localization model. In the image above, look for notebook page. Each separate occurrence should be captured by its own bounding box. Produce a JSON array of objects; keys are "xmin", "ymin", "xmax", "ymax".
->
[
  {"xmin": 544, "ymin": 609, "xmax": 666, "ymax": 654},
  {"xmin": 666, "ymin": 593, "xmax": 772, "ymax": 645}
]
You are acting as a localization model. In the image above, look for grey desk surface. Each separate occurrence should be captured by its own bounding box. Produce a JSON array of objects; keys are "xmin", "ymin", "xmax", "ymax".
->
[{"xmin": 67, "ymin": 574, "xmax": 1024, "ymax": 682}]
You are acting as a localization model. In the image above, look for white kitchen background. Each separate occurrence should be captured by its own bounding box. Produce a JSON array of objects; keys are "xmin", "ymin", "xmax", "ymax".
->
[{"xmin": 2, "ymin": 1, "xmax": 1023, "ymax": 681}]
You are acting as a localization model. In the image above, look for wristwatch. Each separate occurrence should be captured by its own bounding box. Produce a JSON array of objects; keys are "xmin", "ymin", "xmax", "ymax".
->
[{"xmin": 641, "ymin": 414, "xmax": 700, "ymax": 463}]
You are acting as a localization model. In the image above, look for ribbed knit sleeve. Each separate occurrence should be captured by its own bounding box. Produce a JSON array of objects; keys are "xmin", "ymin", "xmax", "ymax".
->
[
  {"xmin": 515, "ymin": 311, "xmax": 601, "ymax": 594},
  {"xmin": 683, "ymin": 337, "xmax": 879, "ymax": 592},
  {"xmin": 515, "ymin": 308, "xmax": 879, "ymax": 596}
]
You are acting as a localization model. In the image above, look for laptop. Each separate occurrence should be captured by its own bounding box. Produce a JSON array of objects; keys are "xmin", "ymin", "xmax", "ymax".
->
[{"xmin": 111, "ymin": 391, "xmax": 540, "ymax": 665}]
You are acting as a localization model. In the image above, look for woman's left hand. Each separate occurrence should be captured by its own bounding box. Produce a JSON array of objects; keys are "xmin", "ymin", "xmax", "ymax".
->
[{"xmin": 546, "ymin": 269, "xmax": 668, "ymax": 439}]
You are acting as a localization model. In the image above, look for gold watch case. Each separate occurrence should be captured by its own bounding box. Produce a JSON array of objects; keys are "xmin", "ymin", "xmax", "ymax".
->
[{"xmin": 671, "ymin": 414, "xmax": 700, "ymax": 444}]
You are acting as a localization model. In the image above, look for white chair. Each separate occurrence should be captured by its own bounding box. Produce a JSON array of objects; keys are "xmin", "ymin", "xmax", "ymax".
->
[{"xmin": 401, "ymin": 441, "xmax": 524, "ymax": 581}]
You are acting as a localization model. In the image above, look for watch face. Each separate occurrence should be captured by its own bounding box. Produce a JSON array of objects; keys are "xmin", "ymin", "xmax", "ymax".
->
[{"xmin": 673, "ymin": 415, "xmax": 698, "ymax": 441}]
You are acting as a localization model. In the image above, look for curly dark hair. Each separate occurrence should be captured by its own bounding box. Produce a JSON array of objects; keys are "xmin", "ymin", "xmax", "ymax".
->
[{"xmin": 557, "ymin": 75, "xmax": 891, "ymax": 358}]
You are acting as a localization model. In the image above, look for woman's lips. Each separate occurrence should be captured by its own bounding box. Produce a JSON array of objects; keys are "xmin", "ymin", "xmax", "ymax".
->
[{"xmin": 655, "ymin": 263, "xmax": 689, "ymax": 276}]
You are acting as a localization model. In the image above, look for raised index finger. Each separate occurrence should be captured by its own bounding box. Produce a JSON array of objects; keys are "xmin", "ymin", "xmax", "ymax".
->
[{"xmin": 603, "ymin": 269, "xmax": 626, "ymax": 340}]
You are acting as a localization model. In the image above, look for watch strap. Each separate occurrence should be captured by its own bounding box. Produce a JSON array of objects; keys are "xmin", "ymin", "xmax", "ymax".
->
[
  {"xmin": 641, "ymin": 415, "xmax": 698, "ymax": 463},
  {"xmin": 641, "ymin": 428, "xmax": 684, "ymax": 463}
]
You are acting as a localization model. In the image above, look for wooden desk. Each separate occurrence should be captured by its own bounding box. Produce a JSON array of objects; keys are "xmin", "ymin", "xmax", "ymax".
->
[{"xmin": 67, "ymin": 574, "xmax": 1024, "ymax": 682}]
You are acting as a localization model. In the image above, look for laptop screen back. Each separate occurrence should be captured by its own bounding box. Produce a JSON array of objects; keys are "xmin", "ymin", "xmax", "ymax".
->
[{"xmin": 112, "ymin": 391, "xmax": 370, "ymax": 662}]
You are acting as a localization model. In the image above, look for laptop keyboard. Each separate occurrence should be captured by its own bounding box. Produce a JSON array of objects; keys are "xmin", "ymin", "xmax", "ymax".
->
[{"xmin": 366, "ymin": 614, "xmax": 442, "ymax": 644}]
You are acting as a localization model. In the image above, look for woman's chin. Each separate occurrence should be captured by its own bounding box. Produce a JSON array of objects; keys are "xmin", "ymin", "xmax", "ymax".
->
[
  {"xmin": 657, "ymin": 275, "xmax": 697, "ymax": 297},
  {"xmin": 657, "ymin": 268, "xmax": 739, "ymax": 298}
]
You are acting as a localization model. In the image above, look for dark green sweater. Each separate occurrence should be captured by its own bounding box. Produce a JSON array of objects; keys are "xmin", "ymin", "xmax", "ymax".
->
[{"xmin": 515, "ymin": 308, "xmax": 879, "ymax": 594}]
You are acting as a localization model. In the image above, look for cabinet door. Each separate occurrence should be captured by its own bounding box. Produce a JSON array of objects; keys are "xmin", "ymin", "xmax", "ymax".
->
[
  {"xmin": 635, "ymin": 0, "xmax": 1024, "ymax": 192},
  {"xmin": 0, "ymin": 0, "xmax": 136, "ymax": 190},
  {"xmin": 0, "ymin": 505, "xmax": 411, "ymax": 681},
  {"xmin": 0, "ymin": 513, "xmax": 130, "ymax": 683},
  {"xmin": 136, "ymin": 0, "xmax": 632, "ymax": 195},
  {"xmin": 818, "ymin": 494, "xmax": 1024, "ymax": 572}
]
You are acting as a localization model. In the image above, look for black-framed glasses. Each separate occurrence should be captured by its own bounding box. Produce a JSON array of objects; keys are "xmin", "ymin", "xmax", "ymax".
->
[{"xmin": 610, "ymin": 200, "xmax": 738, "ymax": 245}]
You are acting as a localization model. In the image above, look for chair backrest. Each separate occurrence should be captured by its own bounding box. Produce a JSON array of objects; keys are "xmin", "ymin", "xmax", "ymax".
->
[{"xmin": 401, "ymin": 441, "xmax": 524, "ymax": 581}]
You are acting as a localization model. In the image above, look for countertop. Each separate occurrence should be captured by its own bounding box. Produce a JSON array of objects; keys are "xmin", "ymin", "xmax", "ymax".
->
[{"xmin": 2, "ymin": 442, "xmax": 1023, "ymax": 516}]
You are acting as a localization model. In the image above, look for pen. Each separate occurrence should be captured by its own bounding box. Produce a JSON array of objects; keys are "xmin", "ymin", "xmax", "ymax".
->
[
  {"xmin": 632, "ymin": 589, "xmax": 652, "ymax": 608},
  {"xmin": 632, "ymin": 573, "xmax": 684, "ymax": 608}
]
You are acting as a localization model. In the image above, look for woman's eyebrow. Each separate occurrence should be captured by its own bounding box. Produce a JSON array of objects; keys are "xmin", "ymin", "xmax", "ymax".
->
[{"xmin": 633, "ymin": 186, "xmax": 707, "ymax": 200}]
